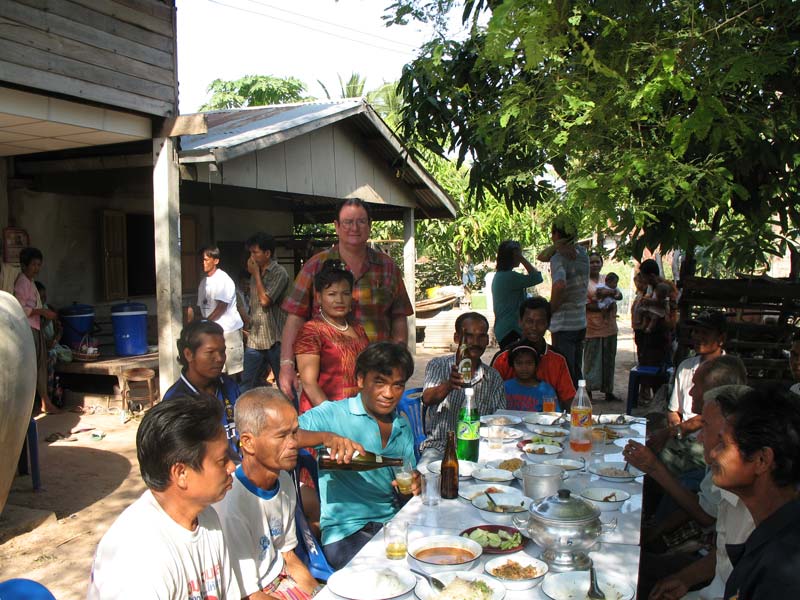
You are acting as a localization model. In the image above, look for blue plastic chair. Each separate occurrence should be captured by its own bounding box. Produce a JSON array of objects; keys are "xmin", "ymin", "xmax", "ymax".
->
[
  {"xmin": 626, "ymin": 365, "xmax": 674, "ymax": 414},
  {"xmin": 0, "ymin": 578, "xmax": 56, "ymax": 599},
  {"xmin": 397, "ymin": 387, "xmax": 425, "ymax": 460},
  {"xmin": 292, "ymin": 449, "xmax": 334, "ymax": 581}
]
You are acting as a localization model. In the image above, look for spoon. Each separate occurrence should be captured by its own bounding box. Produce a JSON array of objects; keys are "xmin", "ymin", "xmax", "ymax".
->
[
  {"xmin": 552, "ymin": 410, "xmax": 568, "ymax": 426},
  {"xmin": 484, "ymin": 491, "xmax": 499, "ymax": 510},
  {"xmin": 409, "ymin": 567, "xmax": 445, "ymax": 592},
  {"xmin": 588, "ymin": 565, "xmax": 606, "ymax": 599}
]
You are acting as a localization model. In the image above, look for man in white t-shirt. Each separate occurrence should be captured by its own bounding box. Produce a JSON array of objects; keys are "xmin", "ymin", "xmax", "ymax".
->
[
  {"xmin": 214, "ymin": 387, "xmax": 319, "ymax": 599},
  {"xmin": 199, "ymin": 246, "xmax": 244, "ymax": 375},
  {"xmin": 88, "ymin": 393, "xmax": 240, "ymax": 600}
]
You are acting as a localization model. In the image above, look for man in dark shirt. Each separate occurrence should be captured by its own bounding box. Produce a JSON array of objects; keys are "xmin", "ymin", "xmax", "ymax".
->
[{"xmin": 708, "ymin": 386, "xmax": 800, "ymax": 600}]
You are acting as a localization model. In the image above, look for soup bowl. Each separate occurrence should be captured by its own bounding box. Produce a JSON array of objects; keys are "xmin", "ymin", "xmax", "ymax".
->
[{"xmin": 407, "ymin": 534, "xmax": 483, "ymax": 575}]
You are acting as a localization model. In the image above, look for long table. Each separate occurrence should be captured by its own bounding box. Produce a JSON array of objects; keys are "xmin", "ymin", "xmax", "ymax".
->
[{"xmin": 319, "ymin": 411, "xmax": 647, "ymax": 600}]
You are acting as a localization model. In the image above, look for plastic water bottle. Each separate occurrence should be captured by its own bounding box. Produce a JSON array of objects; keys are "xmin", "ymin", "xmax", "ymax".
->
[{"xmin": 569, "ymin": 380, "xmax": 593, "ymax": 452}]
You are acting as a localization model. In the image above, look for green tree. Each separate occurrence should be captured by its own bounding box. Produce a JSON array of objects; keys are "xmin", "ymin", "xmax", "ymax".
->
[
  {"xmin": 386, "ymin": 0, "xmax": 800, "ymax": 271},
  {"xmin": 201, "ymin": 75, "xmax": 308, "ymax": 110},
  {"xmin": 318, "ymin": 73, "xmax": 368, "ymax": 99}
]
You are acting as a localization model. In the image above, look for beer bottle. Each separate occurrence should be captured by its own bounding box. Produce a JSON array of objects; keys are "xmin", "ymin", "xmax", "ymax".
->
[
  {"xmin": 317, "ymin": 449, "xmax": 404, "ymax": 471},
  {"xmin": 440, "ymin": 431, "xmax": 460, "ymax": 499}
]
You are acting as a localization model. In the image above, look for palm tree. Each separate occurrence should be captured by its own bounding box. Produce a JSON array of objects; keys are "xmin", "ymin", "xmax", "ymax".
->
[{"xmin": 317, "ymin": 73, "xmax": 367, "ymax": 99}]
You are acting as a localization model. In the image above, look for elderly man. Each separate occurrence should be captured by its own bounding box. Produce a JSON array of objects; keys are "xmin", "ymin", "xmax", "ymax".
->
[
  {"xmin": 490, "ymin": 297, "xmax": 576, "ymax": 409},
  {"xmin": 88, "ymin": 393, "xmax": 240, "ymax": 599},
  {"xmin": 278, "ymin": 199, "xmax": 413, "ymax": 398},
  {"xmin": 198, "ymin": 245, "xmax": 244, "ymax": 376},
  {"xmin": 297, "ymin": 341, "xmax": 419, "ymax": 569},
  {"xmin": 241, "ymin": 232, "xmax": 290, "ymax": 392},
  {"xmin": 214, "ymin": 388, "xmax": 319, "ymax": 599},
  {"xmin": 537, "ymin": 216, "xmax": 590, "ymax": 386},
  {"xmin": 713, "ymin": 387, "xmax": 800, "ymax": 600},
  {"xmin": 422, "ymin": 312, "xmax": 505, "ymax": 453}
]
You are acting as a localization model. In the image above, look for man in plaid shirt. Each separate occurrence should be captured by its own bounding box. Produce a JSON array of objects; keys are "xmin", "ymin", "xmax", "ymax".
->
[{"xmin": 278, "ymin": 199, "xmax": 413, "ymax": 398}]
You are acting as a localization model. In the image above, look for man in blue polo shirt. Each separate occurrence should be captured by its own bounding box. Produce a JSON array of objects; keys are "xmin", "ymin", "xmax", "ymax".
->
[{"xmin": 297, "ymin": 341, "xmax": 420, "ymax": 569}]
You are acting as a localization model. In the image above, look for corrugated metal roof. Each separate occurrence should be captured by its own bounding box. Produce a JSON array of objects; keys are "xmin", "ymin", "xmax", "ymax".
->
[{"xmin": 178, "ymin": 99, "xmax": 456, "ymax": 219}]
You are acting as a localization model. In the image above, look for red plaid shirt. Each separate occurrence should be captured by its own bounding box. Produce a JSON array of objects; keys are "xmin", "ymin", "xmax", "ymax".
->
[{"xmin": 281, "ymin": 245, "xmax": 413, "ymax": 342}]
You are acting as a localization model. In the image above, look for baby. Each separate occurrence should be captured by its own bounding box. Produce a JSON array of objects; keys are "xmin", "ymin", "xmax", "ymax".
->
[
  {"xmin": 638, "ymin": 281, "xmax": 672, "ymax": 333},
  {"xmin": 595, "ymin": 272, "xmax": 620, "ymax": 310}
]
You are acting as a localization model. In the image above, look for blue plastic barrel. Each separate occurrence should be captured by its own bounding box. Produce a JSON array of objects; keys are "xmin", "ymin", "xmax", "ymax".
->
[
  {"xmin": 111, "ymin": 302, "xmax": 148, "ymax": 356},
  {"xmin": 59, "ymin": 303, "xmax": 95, "ymax": 349}
]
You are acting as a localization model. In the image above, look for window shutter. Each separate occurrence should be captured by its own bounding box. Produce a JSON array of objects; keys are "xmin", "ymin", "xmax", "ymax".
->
[{"xmin": 102, "ymin": 210, "xmax": 127, "ymax": 300}]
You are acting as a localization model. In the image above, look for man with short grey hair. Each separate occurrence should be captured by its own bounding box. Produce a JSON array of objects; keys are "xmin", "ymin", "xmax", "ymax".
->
[{"xmin": 213, "ymin": 387, "xmax": 319, "ymax": 599}]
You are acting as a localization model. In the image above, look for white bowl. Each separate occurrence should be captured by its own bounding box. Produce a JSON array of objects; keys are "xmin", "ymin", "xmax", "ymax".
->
[
  {"xmin": 527, "ymin": 426, "xmax": 570, "ymax": 441},
  {"xmin": 543, "ymin": 458, "xmax": 585, "ymax": 473},
  {"xmin": 459, "ymin": 483, "xmax": 518, "ymax": 501},
  {"xmin": 484, "ymin": 553, "xmax": 548, "ymax": 591},
  {"xmin": 480, "ymin": 414, "xmax": 522, "ymax": 426},
  {"xmin": 522, "ymin": 412, "xmax": 563, "ymax": 427},
  {"xmin": 542, "ymin": 571, "xmax": 634, "ymax": 600},
  {"xmin": 407, "ymin": 535, "xmax": 483, "ymax": 575},
  {"xmin": 414, "ymin": 571, "xmax": 506, "ymax": 600},
  {"xmin": 427, "ymin": 460, "xmax": 479, "ymax": 479},
  {"xmin": 588, "ymin": 461, "xmax": 642, "ymax": 483},
  {"xmin": 479, "ymin": 426, "xmax": 523, "ymax": 441},
  {"xmin": 580, "ymin": 487, "xmax": 631, "ymax": 511},
  {"xmin": 519, "ymin": 442, "xmax": 563, "ymax": 462},
  {"xmin": 597, "ymin": 414, "xmax": 637, "ymax": 429},
  {"xmin": 471, "ymin": 492, "xmax": 532, "ymax": 526},
  {"xmin": 472, "ymin": 467, "xmax": 516, "ymax": 483},
  {"xmin": 327, "ymin": 565, "xmax": 417, "ymax": 600},
  {"xmin": 485, "ymin": 457, "xmax": 526, "ymax": 472}
]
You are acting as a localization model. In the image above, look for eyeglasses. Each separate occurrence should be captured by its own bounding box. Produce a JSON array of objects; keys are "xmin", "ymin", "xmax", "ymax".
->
[{"xmin": 338, "ymin": 218, "xmax": 369, "ymax": 229}]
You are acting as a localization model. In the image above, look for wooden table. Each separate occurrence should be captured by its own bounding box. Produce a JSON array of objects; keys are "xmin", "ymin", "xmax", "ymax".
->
[{"xmin": 55, "ymin": 353, "xmax": 159, "ymax": 405}]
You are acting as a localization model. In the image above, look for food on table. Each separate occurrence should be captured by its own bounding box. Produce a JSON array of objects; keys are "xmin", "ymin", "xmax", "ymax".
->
[
  {"xmin": 598, "ymin": 466, "xmax": 630, "ymax": 478},
  {"xmin": 603, "ymin": 492, "xmax": 619, "ymax": 502},
  {"xmin": 414, "ymin": 546, "xmax": 476, "ymax": 565},
  {"xmin": 432, "ymin": 577, "xmax": 493, "ymax": 600},
  {"xmin": 534, "ymin": 428, "xmax": 567, "ymax": 437},
  {"xmin": 497, "ymin": 458, "xmax": 524, "ymax": 471},
  {"xmin": 463, "ymin": 527, "xmax": 523, "ymax": 550},
  {"xmin": 489, "ymin": 559, "xmax": 545, "ymax": 580},
  {"xmin": 467, "ymin": 486, "xmax": 504, "ymax": 500},
  {"xmin": 484, "ymin": 502, "xmax": 526, "ymax": 514},
  {"xmin": 490, "ymin": 417, "xmax": 513, "ymax": 426},
  {"xmin": 601, "ymin": 426, "xmax": 622, "ymax": 439}
]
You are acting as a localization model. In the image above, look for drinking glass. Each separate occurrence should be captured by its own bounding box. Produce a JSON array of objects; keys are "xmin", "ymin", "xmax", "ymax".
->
[
  {"xmin": 394, "ymin": 459, "xmax": 414, "ymax": 495},
  {"xmin": 488, "ymin": 424, "xmax": 505, "ymax": 449},
  {"xmin": 591, "ymin": 427, "xmax": 607, "ymax": 457},
  {"xmin": 421, "ymin": 472, "xmax": 441, "ymax": 506},
  {"xmin": 384, "ymin": 520, "xmax": 408, "ymax": 559}
]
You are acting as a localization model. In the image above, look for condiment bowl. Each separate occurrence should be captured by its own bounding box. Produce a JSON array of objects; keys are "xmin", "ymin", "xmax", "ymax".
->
[
  {"xmin": 485, "ymin": 553, "xmax": 549, "ymax": 591},
  {"xmin": 407, "ymin": 534, "xmax": 483, "ymax": 575},
  {"xmin": 580, "ymin": 487, "xmax": 631, "ymax": 511},
  {"xmin": 472, "ymin": 492, "xmax": 533, "ymax": 526}
]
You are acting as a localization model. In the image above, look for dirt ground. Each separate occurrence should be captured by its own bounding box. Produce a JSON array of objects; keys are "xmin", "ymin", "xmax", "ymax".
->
[{"xmin": 0, "ymin": 323, "xmax": 639, "ymax": 598}]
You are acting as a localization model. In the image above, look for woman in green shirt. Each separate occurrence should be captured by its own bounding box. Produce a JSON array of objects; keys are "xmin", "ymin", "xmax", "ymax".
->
[{"xmin": 491, "ymin": 240, "xmax": 543, "ymax": 350}]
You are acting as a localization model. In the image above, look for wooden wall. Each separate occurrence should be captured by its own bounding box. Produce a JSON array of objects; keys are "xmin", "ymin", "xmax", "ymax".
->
[{"xmin": 0, "ymin": 0, "xmax": 177, "ymax": 117}]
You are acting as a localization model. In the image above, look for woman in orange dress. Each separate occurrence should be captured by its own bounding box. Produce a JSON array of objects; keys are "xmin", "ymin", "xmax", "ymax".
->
[{"xmin": 294, "ymin": 260, "xmax": 369, "ymax": 414}]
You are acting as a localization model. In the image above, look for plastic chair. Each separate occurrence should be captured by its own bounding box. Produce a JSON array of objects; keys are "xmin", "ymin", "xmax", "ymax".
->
[
  {"xmin": 17, "ymin": 418, "xmax": 41, "ymax": 491},
  {"xmin": 0, "ymin": 578, "xmax": 56, "ymax": 599},
  {"xmin": 292, "ymin": 449, "xmax": 334, "ymax": 581},
  {"xmin": 397, "ymin": 387, "xmax": 425, "ymax": 460},
  {"xmin": 626, "ymin": 365, "xmax": 674, "ymax": 414}
]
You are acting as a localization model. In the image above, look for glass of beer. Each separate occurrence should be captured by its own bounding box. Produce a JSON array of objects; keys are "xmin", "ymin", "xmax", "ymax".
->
[
  {"xmin": 384, "ymin": 520, "xmax": 408, "ymax": 559},
  {"xmin": 395, "ymin": 460, "xmax": 414, "ymax": 495}
]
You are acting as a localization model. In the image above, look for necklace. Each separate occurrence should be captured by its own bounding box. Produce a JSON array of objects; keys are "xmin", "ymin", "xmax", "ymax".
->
[{"xmin": 320, "ymin": 310, "xmax": 349, "ymax": 332}]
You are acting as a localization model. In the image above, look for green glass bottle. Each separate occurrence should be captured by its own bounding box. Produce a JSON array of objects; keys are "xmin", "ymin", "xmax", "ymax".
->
[{"xmin": 456, "ymin": 387, "xmax": 479, "ymax": 461}]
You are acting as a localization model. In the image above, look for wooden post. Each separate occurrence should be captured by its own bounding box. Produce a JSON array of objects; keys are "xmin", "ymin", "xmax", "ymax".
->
[
  {"xmin": 403, "ymin": 208, "xmax": 416, "ymax": 354},
  {"xmin": 153, "ymin": 137, "xmax": 182, "ymax": 394}
]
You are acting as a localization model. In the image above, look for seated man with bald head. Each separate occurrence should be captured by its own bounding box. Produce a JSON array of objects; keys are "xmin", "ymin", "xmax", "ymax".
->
[{"xmin": 214, "ymin": 388, "xmax": 319, "ymax": 600}]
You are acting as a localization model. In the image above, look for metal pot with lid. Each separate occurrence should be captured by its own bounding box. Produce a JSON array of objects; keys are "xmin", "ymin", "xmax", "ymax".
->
[{"xmin": 513, "ymin": 488, "xmax": 616, "ymax": 572}]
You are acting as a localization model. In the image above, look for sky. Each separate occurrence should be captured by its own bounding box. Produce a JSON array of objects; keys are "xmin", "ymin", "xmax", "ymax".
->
[{"xmin": 175, "ymin": 0, "xmax": 451, "ymax": 113}]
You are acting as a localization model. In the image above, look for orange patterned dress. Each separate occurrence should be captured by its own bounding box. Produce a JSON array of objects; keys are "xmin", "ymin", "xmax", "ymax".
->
[{"xmin": 293, "ymin": 317, "xmax": 369, "ymax": 413}]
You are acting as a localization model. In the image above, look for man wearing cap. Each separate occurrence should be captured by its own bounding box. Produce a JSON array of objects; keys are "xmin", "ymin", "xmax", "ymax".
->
[{"xmin": 650, "ymin": 310, "xmax": 727, "ymax": 478}]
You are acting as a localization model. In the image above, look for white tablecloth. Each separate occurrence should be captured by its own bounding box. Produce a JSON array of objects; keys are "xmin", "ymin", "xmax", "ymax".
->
[{"xmin": 318, "ymin": 410, "xmax": 647, "ymax": 600}]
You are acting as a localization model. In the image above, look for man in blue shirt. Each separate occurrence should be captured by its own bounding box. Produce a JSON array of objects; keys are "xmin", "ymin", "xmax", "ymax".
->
[{"xmin": 298, "ymin": 341, "xmax": 420, "ymax": 569}]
